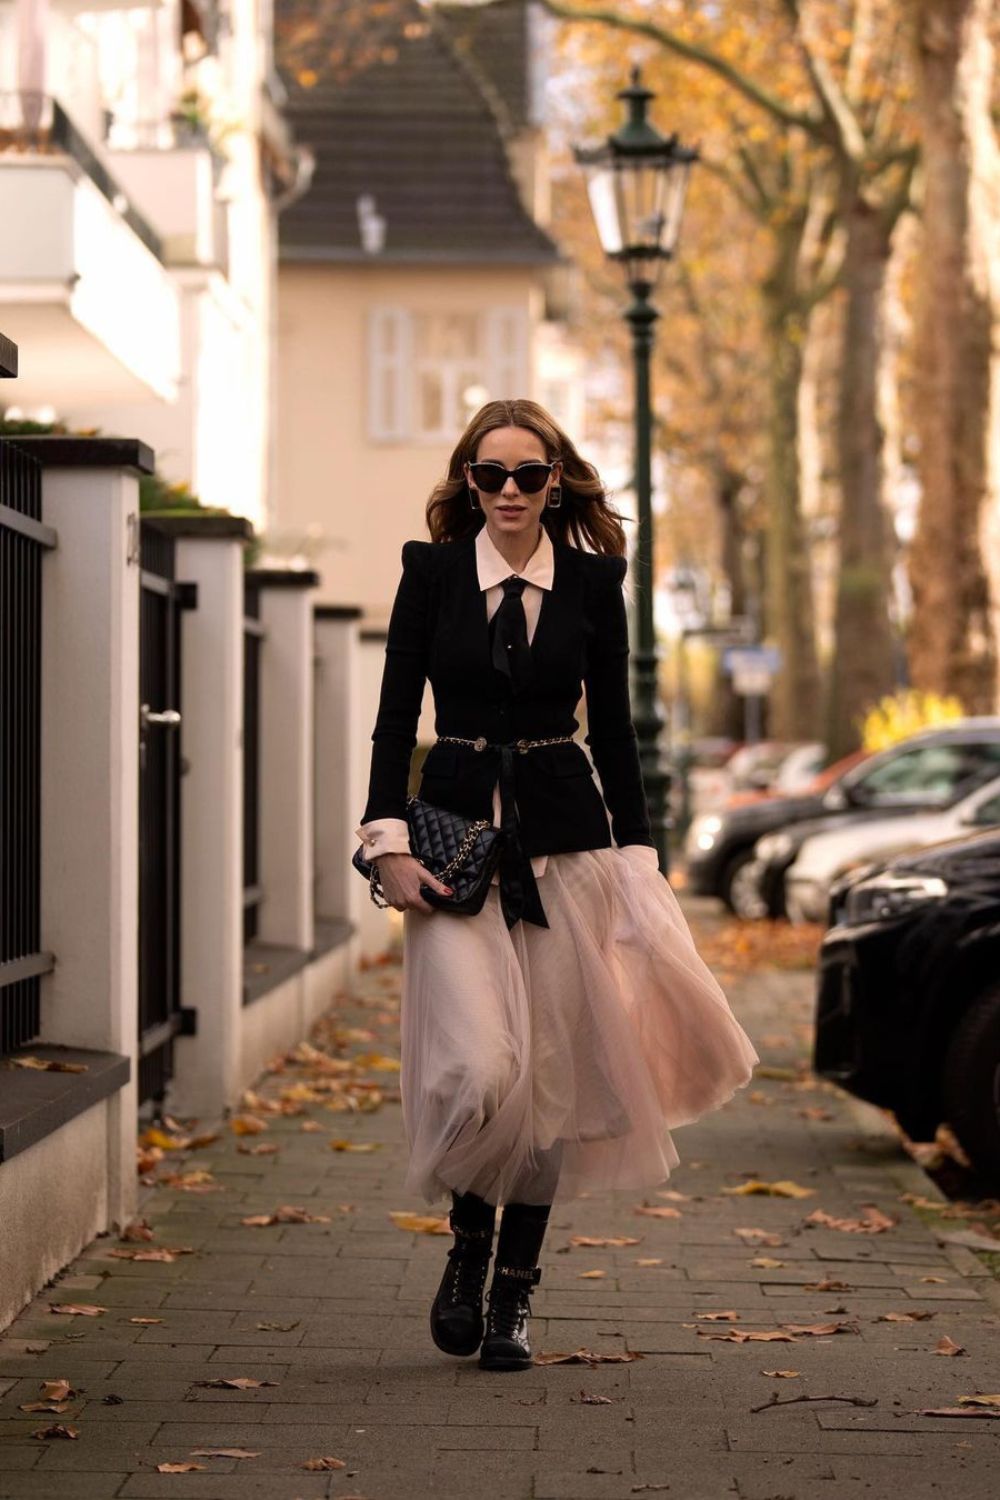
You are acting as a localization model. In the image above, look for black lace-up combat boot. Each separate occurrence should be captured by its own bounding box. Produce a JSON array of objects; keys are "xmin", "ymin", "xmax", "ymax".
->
[
  {"xmin": 430, "ymin": 1202, "xmax": 495, "ymax": 1356},
  {"xmin": 479, "ymin": 1263, "xmax": 542, "ymax": 1370}
]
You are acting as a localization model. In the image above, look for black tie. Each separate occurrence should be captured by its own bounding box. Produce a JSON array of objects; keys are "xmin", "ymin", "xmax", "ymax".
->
[{"xmin": 490, "ymin": 575, "xmax": 533, "ymax": 692}]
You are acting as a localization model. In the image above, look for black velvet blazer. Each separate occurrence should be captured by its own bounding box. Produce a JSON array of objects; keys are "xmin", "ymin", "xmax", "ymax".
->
[{"xmin": 360, "ymin": 530, "xmax": 655, "ymax": 859}]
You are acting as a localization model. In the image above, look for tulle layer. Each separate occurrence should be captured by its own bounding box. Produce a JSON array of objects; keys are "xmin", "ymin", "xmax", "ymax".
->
[{"xmin": 399, "ymin": 846, "xmax": 759, "ymax": 1207}]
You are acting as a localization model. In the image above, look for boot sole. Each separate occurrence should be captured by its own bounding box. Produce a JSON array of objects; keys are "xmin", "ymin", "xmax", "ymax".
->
[{"xmin": 478, "ymin": 1353, "xmax": 533, "ymax": 1371}]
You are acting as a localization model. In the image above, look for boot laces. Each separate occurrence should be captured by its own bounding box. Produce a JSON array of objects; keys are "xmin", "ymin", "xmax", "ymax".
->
[
  {"xmin": 445, "ymin": 1244, "xmax": 490, "ymax": 1307},
  {"xmin": 488, "ymin": 1277, "xmax": 532, "ymax": 1337}
]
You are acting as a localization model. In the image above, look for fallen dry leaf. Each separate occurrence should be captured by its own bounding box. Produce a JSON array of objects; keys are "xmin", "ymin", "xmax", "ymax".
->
[
  {"xmin": 751, "ymin": 1257, "xmax": 786, "ymax": 1269},
  {"xmin": 919, "ymin": 1406, "xmax": 1000, "ymax": 1419},
  {"xmin": 40, "ymin": 1381, "xmax": 73, "ymax": 1402},
  {"xmin": 875, "ymin": 1310, "xmax": 935, "ymax": 1323},
  {"xmin": 230, "ymin": 1114, "xmax": 268, "ymax": 1136},
  {"xmin": 189, "ymin": 1448, "xmax": 261, "ymax": 1459},
  {"xmin": 957, "ymin": 1393, "xmax": 1000, "ymax": 1408},
  {"xmin": 634, "ymin": 1205, "xmax": 682, "ymax": 1220},
  {"xmin": 781, "ymin": 1322, "xmax": 856, "ymax": 1337},
  {"xmin": 256, "ymin": 1320, "xmax": 300, "ymax": 1332},
  {"xmin": 194, "ymin": 1377, "xmax": 277, "ymax": 1390},
  {"xmin": 121, "ymin": 1219, "xmax": 155, "ymax": 1243},
  {"xmin": 237, "ymin": 1142, "xmax": 279, "ymax": 1156},
  {"xmin": 578, "ymin": 1270, "xmax": 607, "ymax": 1280},
  {"xmin": 570, "ymin": 1235, "xmax": 641, "ymax": 1249},
  {"xmin": 723, "ymin": 1179, "xmax": 814, "ymax": 1199},
  {"xmin": 761, "ymin": 1369, "xmax": 800, "ymax": 1378},
  {"xmin": 300, "ymin": 1120, "xmax": 322, "ymax": 1133},
  {"xmin": 49, "ymin": 1303, "xmax": 105, "ymax": 1317},
  {"xmin": 697, "ymin": 1328, "xmax": 795, "ymax": 1344},
  {"xmin": 388, "ymin": 1211, "xmax": 451, "ymax": 1235},
  {"xmin": 140, "ymin": 1127, "xmax": 189, "ymax": 1150},
  {"xmin": 920, "ymin": 1276, "xmax": 948, "ymax": 1285},
  {"xmin": 634, "ymin": 1258, "xmax": 663, "ymax": 1267},
  {"xmin": 656, "ymin": 1190, "xmax": 691, "ymax": 1202},
  {"xmin": 804, "ymin": 1205, "xmax": 896, "ymax": 1234},
  {"xmin": 935, "ymin": 1336, "xmax": 966, "ymax": 1357},
  {"xmin": 696, "ymin": 1310, "xmax": 740, "ymax": 1322},
  {"xmin": 797, "ymin": 1106, "xmax": 835, "ymax": 1121},
  {"xmin": 11, "ymin": 1055, "xmax": 87, "ymax": 1074},
  {"xmin": 241, "ymin": 1206, "xmax": 331, "ymax": 1227},
  {"xmin": 574, "ymin": 1391, "xmax": 615, "ymax": 1404},
  {"xmin": 19, "ymin": 1400, "xmax": 72, "ymax": 1414},
  {"xmin": 129, "ymin": 1317, "xmax": 163, "ymax": 1326},
  {"xmin": 329, "ymin": 1140, "xmax": 380, "ymax": 1152},
  {"xmin": 733, "ymin": 1228, "xmax": 784, "ymax": 1247},
  {"xmin": 802, "ymin": 1278, "xmax": 852, "ymax": 1293},
  {"xmin": 301, "ymin": 1456, "xmax": 347, "ymax": 1471},
  {"xmin": 109, "ymin": 1247, "xmax": 193, "ymax": 1264},
  {"xmin": 534, "ymin": 1349, "xmax": 643, "ymax": 1366},
  {"xmin": 31, "ymin": 1424, "xmax": 79, "ymax": 1440},
  {"xmin": 159, "ymin": 1169, "xmax": 219, "ymax": 1192},
  {"xmin": 156, "ymin": 1462, "xmax": 206, "ymax": 1473}
]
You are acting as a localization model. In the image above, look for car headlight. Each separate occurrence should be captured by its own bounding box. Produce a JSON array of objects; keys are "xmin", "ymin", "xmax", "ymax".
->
[
  {"xmin": 843, "ymin": 872, "xmax": 948, "ymax": 925},
  {"xmin": 686, "ymin": 814, "xmax": 724, "ymax": 854},
  {"xmin": 756, "ymin": 832, "xmax": 794, "ymax": 861}
]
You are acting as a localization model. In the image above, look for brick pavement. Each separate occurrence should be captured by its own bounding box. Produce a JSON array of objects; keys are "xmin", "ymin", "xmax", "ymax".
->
[{"xmin": 1, "ymin": 900, "xmax": 998, "ymax": 1499}]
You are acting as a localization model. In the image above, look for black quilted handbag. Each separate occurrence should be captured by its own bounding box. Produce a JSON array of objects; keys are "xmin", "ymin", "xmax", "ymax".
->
[{"xmin": 352, "ymin": 796, "xmax": 504, "ymax": 916}]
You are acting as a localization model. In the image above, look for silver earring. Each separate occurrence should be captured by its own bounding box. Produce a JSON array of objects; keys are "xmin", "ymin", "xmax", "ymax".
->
[
  {"xmin": 547, "ymin": 484, "xmax": 562, "ymax": 510},
  {"xmin": 468, "ymin": 483, "xmax": 480, "ymax": 510}
]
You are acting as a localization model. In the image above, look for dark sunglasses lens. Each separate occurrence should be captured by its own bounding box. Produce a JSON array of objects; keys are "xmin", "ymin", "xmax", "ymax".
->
[
  {"xmin": 470, "ymin": 463, "xmax": 508, "ymax": 493},
  {"xmin": 513, "ymin": 465, "xmax": 552, "ymax": 492}
]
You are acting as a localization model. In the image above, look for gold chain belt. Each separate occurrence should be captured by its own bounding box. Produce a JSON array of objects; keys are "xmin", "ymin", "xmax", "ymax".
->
[{"xmin": 436, "ymin": 734, "xmax": 576, "ymax": 755}]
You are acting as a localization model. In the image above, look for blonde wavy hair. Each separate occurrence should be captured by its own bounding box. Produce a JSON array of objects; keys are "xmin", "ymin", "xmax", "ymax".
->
[{"xmin": 425, "ymin": 399, "xmax": 627, "ymax": 557}]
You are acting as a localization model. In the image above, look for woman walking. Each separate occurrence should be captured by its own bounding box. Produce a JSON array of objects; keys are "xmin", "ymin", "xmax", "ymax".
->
[{"xmin": 356, "ymin": 399, "xmax": 757, "ymax": 1371}]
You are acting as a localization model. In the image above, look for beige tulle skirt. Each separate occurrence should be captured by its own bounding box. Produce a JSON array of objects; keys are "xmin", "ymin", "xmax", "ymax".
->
[{"xmin": 399, "ymin": 845, "xmax": 759, "ymax": 1207}]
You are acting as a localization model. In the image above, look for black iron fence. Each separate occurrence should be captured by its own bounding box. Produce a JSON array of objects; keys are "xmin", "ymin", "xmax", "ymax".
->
[
  {"xmin": 243, "ymin": 578, "xmax": 265, "ymax": 948},
  {"xmin": 137, "ymin": 522, "xmax": 187, "ymax": 1103},
  {"xmin": 0, "ymin": 438, "xmax": 57, "ymax": 1055}
]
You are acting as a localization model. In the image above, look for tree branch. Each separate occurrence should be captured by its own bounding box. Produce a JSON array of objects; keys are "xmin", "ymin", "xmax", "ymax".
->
[
  {"xmin": 780, "ymin": 0, "xmax": 867, "ymax": 161},
  {"xmin": 526, "ymin": 0, "xmax": 823, "ymax": 137}
]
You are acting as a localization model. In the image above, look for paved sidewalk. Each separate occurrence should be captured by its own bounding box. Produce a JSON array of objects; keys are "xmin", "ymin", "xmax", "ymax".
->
[{"xmin": 1, "ymin": 903, "xmax": 999, "ymax": 1500}]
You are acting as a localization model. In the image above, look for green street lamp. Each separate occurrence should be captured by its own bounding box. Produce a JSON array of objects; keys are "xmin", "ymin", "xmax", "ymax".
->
[{"xmin": 574, "ymin": 67, "xmax": 697, "ymax": 877}]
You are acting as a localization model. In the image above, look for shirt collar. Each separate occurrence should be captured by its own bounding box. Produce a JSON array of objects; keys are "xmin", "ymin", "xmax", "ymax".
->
[{"xmin": 475, "ymin": 523, "xmax": 555, "ymax": 593}]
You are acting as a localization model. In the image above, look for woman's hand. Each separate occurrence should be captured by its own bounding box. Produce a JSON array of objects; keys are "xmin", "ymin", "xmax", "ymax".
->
[{"xmin": 374, "ymin": 852, "xmax": 454, "ymax": 913}]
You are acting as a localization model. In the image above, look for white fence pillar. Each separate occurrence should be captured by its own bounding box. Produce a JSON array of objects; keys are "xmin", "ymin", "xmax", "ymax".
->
[
  {"xmin": 252, "ymin": 570, "xmax": 319, "ymax": 952},
  {"xmin": 33, "ymin": 440, "xmax": 152, "ymax": 1231},
  {"xmin": 151, "ymin": 518, "xmax": 251, "ymax": 1117},
  {"xmin": 313, "ymin": 606, "xmax": 363, "ymax": 943}
]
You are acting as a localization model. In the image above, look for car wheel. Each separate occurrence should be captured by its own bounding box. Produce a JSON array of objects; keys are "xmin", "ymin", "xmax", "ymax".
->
[
  {"xmin": 942, "ymin": 984, "xmax": 1000, "ymax": 1186},
  {"xmin": 722, "ymin": 852, "xmax": 770, "ymax": 921}
]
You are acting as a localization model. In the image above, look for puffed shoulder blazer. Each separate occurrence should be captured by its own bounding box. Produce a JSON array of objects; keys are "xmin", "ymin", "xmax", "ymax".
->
[{"xmin": 360, "ymin": 529, "xmax": 655, "ymax": 862}]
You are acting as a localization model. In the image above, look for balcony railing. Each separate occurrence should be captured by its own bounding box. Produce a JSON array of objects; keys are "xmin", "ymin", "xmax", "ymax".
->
[{"xmin": 0, "ymin": 92, "xmax": 163, "ymax": 262}]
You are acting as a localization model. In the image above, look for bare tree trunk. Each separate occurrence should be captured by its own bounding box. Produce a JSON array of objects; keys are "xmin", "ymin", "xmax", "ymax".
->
[
  {"xmin": 826, "ymin": 193, "xmax": 897, "ymax": 757},
  {"xmin": 908, "ymin": 0, "xmax": 1000, "ymax": 710},
  {"xmin": 763, "ymin": 281, "xmax": 821, "ymax": 741}
]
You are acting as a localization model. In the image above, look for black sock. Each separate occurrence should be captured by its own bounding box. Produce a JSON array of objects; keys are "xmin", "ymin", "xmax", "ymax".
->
[
  {"xmin": 450, "ymin": 1190, "xmax": 497, "ymax": 1235},
  {"xmin": 496, "ymin": 1201, "xmax": 551, "ymax": 1270}
]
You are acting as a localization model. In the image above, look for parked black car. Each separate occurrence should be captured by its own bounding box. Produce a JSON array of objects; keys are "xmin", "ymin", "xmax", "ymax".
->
[
  {"xmin": 814, "ymin": 828, "xmax": 1000, "ymax": 1182},
  {"xmin": 684, "ymin": 721, "xmax": 1000, "ymax": 916}
]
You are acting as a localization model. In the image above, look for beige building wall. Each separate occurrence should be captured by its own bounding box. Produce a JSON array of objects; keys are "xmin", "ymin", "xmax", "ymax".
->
[{"xmin": 275, "ymin": 263, "xmax": 544, "ymax": 620}]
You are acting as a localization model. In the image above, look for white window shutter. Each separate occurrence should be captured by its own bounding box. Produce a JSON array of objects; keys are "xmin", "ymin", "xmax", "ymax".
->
[
  {"xmin": 367, "ymin": 308, "xmax": 411, "ymax": 440},
  {"xmin": 485, "ymin": 307, "xmax": 529, "ymax": 400}
]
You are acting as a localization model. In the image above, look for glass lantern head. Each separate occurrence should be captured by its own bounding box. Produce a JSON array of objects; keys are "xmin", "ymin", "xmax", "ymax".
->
[{"xmin": 574, "ymin": 68, "xmax": 697, "ymax": 289}]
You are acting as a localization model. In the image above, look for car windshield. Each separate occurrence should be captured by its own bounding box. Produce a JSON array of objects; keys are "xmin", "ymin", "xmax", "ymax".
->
[{"xmin": 848, "ymin": 742, "xmax": 1000, "ymax": 807}]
